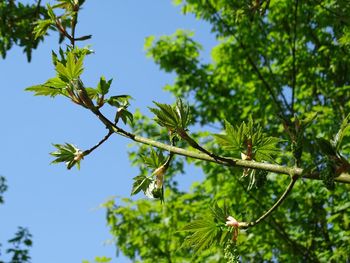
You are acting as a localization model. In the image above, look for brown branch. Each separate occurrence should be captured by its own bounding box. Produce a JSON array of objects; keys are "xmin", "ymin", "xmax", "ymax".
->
[
  {"xmin": 55, "ymin": 18, "xmax": 73, "ymax": 42},
  {"xmin": 83, "ymin": 130, "xmax": 113, "ymax": 156},
  {"xmin": 238, "ymin": 175, "xmax": 298, "ymax": 229},
  {"xmin": 70, "ymin": 2, "xmax": 80, "ymax": 47}
]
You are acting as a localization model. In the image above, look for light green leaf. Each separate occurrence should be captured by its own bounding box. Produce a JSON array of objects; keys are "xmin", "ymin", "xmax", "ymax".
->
[
  {"xmin": 131, "ymin": 175, "xmax": 152, "ymax": 196},
  {"xmin": 66, "ymin": 52, "xmax": 84, "ymax": 80},
  {"xmin": 33, "ymin": 19, "xmax": 53, "ymax": 40},
  {"xmin": 50, "ymin": 143, "xmax": 83, "ymax": 170}
]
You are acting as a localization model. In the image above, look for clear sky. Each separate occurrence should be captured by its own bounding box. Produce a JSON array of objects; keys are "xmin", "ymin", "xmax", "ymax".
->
[{"xmin": 0, "ymin": 1, "xmax": 216, "ymax": 262}]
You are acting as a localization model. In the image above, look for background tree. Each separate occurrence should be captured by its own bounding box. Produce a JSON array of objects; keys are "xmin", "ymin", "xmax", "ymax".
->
[{"xmin": 23, "ymin": 0, "xmax": 350, "ymax": 262}]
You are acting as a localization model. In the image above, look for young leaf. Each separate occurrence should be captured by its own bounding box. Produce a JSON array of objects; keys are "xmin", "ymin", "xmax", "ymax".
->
[
  {"xmin": 149, "ymin": 99, "xmax": 191, "ymax": 131},
  {"xmin": 25, "ymin": 77, "xmax": 68, "ymax": 97},
  {"xmin": 33, "ymin": 19, "xmax": 53, "ymax": 40},
  {"xmin": 131, "ymin": 175, "xmax": 152, "ymax": 196},
  {"xmin": 176, "ymin": 98, "xmax": 191, "ymax": 128},
  {"xmin": 25, "ymin": 85, "xmax": 62, "ymax": 97},
  {"xmin": 50, "ymin": 143, "xmax": 84, "ymax": 170},
  {"xmin": 182, "ymin": 217, "xmax": 219, "ymax": 252},
  {"xmin": 118, "ymin": 108, "xmax": 133, "ymax": 125},
  {"xmin": 106, "ymin": 95, "xmax": 132, "ymax": 108},
  {"xmin": 181, "ymin": 203, "xmax": 231, "ymax": 254},
  {"xmin": 213, "ymin": 120, "xmax": 244, "ymax": 155},
  {"xmin": 215, "ymin": 119, "xmax": 282, "ymax": 162},
  {"xmin": 141, "ymin": 149, "xmax": 165, "ymax": 169},
  {"xmin": 85, "ymin": 87, "xmax": 100, "ymax": 100},
  {"xmin": 65, "ymin": 52, "xmax": 84, "ymax": 80},
  {"xmin": 333, "ymin": 113, "xmax": 350, "ymax": 151},
  {"xmin": 149, "ymin": 101, "xmax": 179, "ymax": 129},
  {"xmin": 254, "ymin": 136, "xmax": 281, "ymax": 162},
  {"xmin": 96, "ymin": 76, "xmax": 113, "ymax": 95}
]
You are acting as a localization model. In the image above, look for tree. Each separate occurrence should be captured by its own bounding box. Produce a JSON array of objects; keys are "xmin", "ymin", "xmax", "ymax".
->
[
  {"xmin": 0, "ymin": 177, "xmax": 33, "ymax": 263},
  {"xmin": 23, "ymin": 0, "xmax": 350, "ymax": 262}
]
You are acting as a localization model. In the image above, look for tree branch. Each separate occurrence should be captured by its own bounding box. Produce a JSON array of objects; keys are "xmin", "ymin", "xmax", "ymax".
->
[
  {"xmin": 83, "ymin": 130, "xmax": 113, "ymax": 156},
  {"xmin": 291, "ymin": 0, "xmax": 299, "ymax": 115},
  {"xmin": 239, "ymin": 175, "xmax": 298, "ymax": 229},
  {"xmin": 89, "ymin": 108, "xmax": 350, "ymax": 184}
]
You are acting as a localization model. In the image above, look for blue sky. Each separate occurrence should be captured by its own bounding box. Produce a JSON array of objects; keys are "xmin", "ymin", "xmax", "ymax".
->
[{"xmin": 0, "ymin": 1, "xmax": 217, "ymax": 262}]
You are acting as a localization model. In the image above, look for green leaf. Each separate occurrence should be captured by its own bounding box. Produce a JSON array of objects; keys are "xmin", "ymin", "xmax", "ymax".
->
[
  {"xmin": 254, "ymin": 136, "xmax": 281, "ymax": 162},
  {"xmin": 181, "ymin": 214, "xmax": 220, "ymax": 253},
  {"xmin": 150, "ymin": 101, "xmax": 179, "ymax": 129},
  {"xmin": 25, "ymin": 77, "xmax": 69, "ymax": 97},
  {"xmin": 213, "ymin": 120, "xmax": 243, "ymax": 155},
  {"xmin": 141, "ymin": 149, "xmax": 165, "ymax": 169},
  {"xmin": 46, "ymin": 4, "xmax": 56, "ymax": 20},
  {"xmin": 50, "ymin": 143, "xmax": 83, "ymax": 170},
  {"xmin": 131, "ymin": 175, "xmax": 152, "ymax": 196},
  {"xmin": 181, "ymin": 203, "xmax": 230, "ymax": 254},
  {"xmin": 55, "ymin": 61, "xmax": 70, "ymax": 82},
  {"xmin": 66, "ymin": 52, "xmax": 84, "ymax": 80},
  {"xmin": 96, "ymin": 76, "xmax": 113, "ymax": 95},
  {"xmin": 149, "ymin": 99, "xmax": 191, "ymax": 131},
  {"xmin": 106, "ymin": 95, "xmax": 132, "ymax": 108},
  {"xmin": 85, "ymin": 87, "xmax": 100, "ymax": 100},
  {"xmin": 94, "ymin": 256, "xmax": 112, "ymax": 263},
  {"xmin": 33, "ymin": 19, "xmax": 53, "ymax": 40},
  {"xmin": 215, "ymin": 119, "xmax": 281, "ymax": 162},
  {"xmin": 333, "ymin": 113, "xmax": 350, "ymax": 151},
  {"xmin": 176, "ymin": 98, "xmax": 191, "ymax": 128},
  {"xmin": 119, "ymin": 108, "xmax": 134, "ymax": 125}
]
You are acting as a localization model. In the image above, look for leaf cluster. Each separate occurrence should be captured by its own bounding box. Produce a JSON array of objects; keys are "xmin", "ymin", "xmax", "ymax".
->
[
  {"xmin": 131, "ymin": 149, "xmax": 166, "ymax": 197},
  {"xmin": 316, "ymin": 114, "xmax": 350, "ymax": 189},
  {"xmin": 181, "ymin": 203, "xmax": 232, "ymax": 254},
  {"xmin": 50, "ymin": 143, "xmax": 83, "ymax": 170},
  {"xmin": 0, "ymin": 1, "xmax": 51, "ymax": 61},
  {"xmin": 149, "ymin": 98, "xmax": 191, "ymax": 134},
  {"xmin": 214, "ymin": 118, "xmax": 281, "ymax": 162},
  {"xmin": 32, "ymin": 1, "xmax": 80, "ymax": 40},
  {"xmin": 0, "ymin": 227, "xmax": 33, "ymax": 263},
  {"xmin": 0, "ymin": 176, "xmax": 7, "ymax": 204}
]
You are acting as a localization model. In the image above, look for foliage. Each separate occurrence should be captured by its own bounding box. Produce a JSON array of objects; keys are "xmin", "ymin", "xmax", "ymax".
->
[
  {"xmin": 82, "ymin": 256, "xmax": 112, "ymax": 263},
  {"xmin": 0, "ymin": 227, "xmax": 32, "ymax": 263},
  {"xmin": 0, "ymin": 176, "xmax": 7, "ymax": 204},
  {"xmin": 0, "ymin": 177, "xmax": 32, "ymax": 263},
  {"xmin": 22, "ymin": 0, "xmax": 350, "ymax": 262},
  {"xmin": 107, "ymin": 0, "xmax": 350, "ymax": 261},
  {"xmin": 0, "ymin": 0, "xmax": 66, "ymax": 61}
]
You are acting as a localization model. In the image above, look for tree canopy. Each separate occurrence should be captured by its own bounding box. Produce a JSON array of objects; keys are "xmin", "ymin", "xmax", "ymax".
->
[{"xmin": 2, "ymin": 0, "xmax": 350, "ymax": 262}]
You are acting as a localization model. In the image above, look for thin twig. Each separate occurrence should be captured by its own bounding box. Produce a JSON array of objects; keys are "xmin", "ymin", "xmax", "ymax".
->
[
  {"xmin": 55, "ymin": 18, "xmax": 73, "ymax": 42},
  {"xmin": 239, "ymin": 176, "xmax": 298, "ymax": 229},
  {"xmin": 70, "ymin": 2, "xmax": 79, "ymax": 47},
  {"xmin": 83, "ymin": 130, "xmax": 113, "ymax": 156},
  {"xmin": 230, "ymin": 168, "xmax": 317, "ymax": 260}
]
